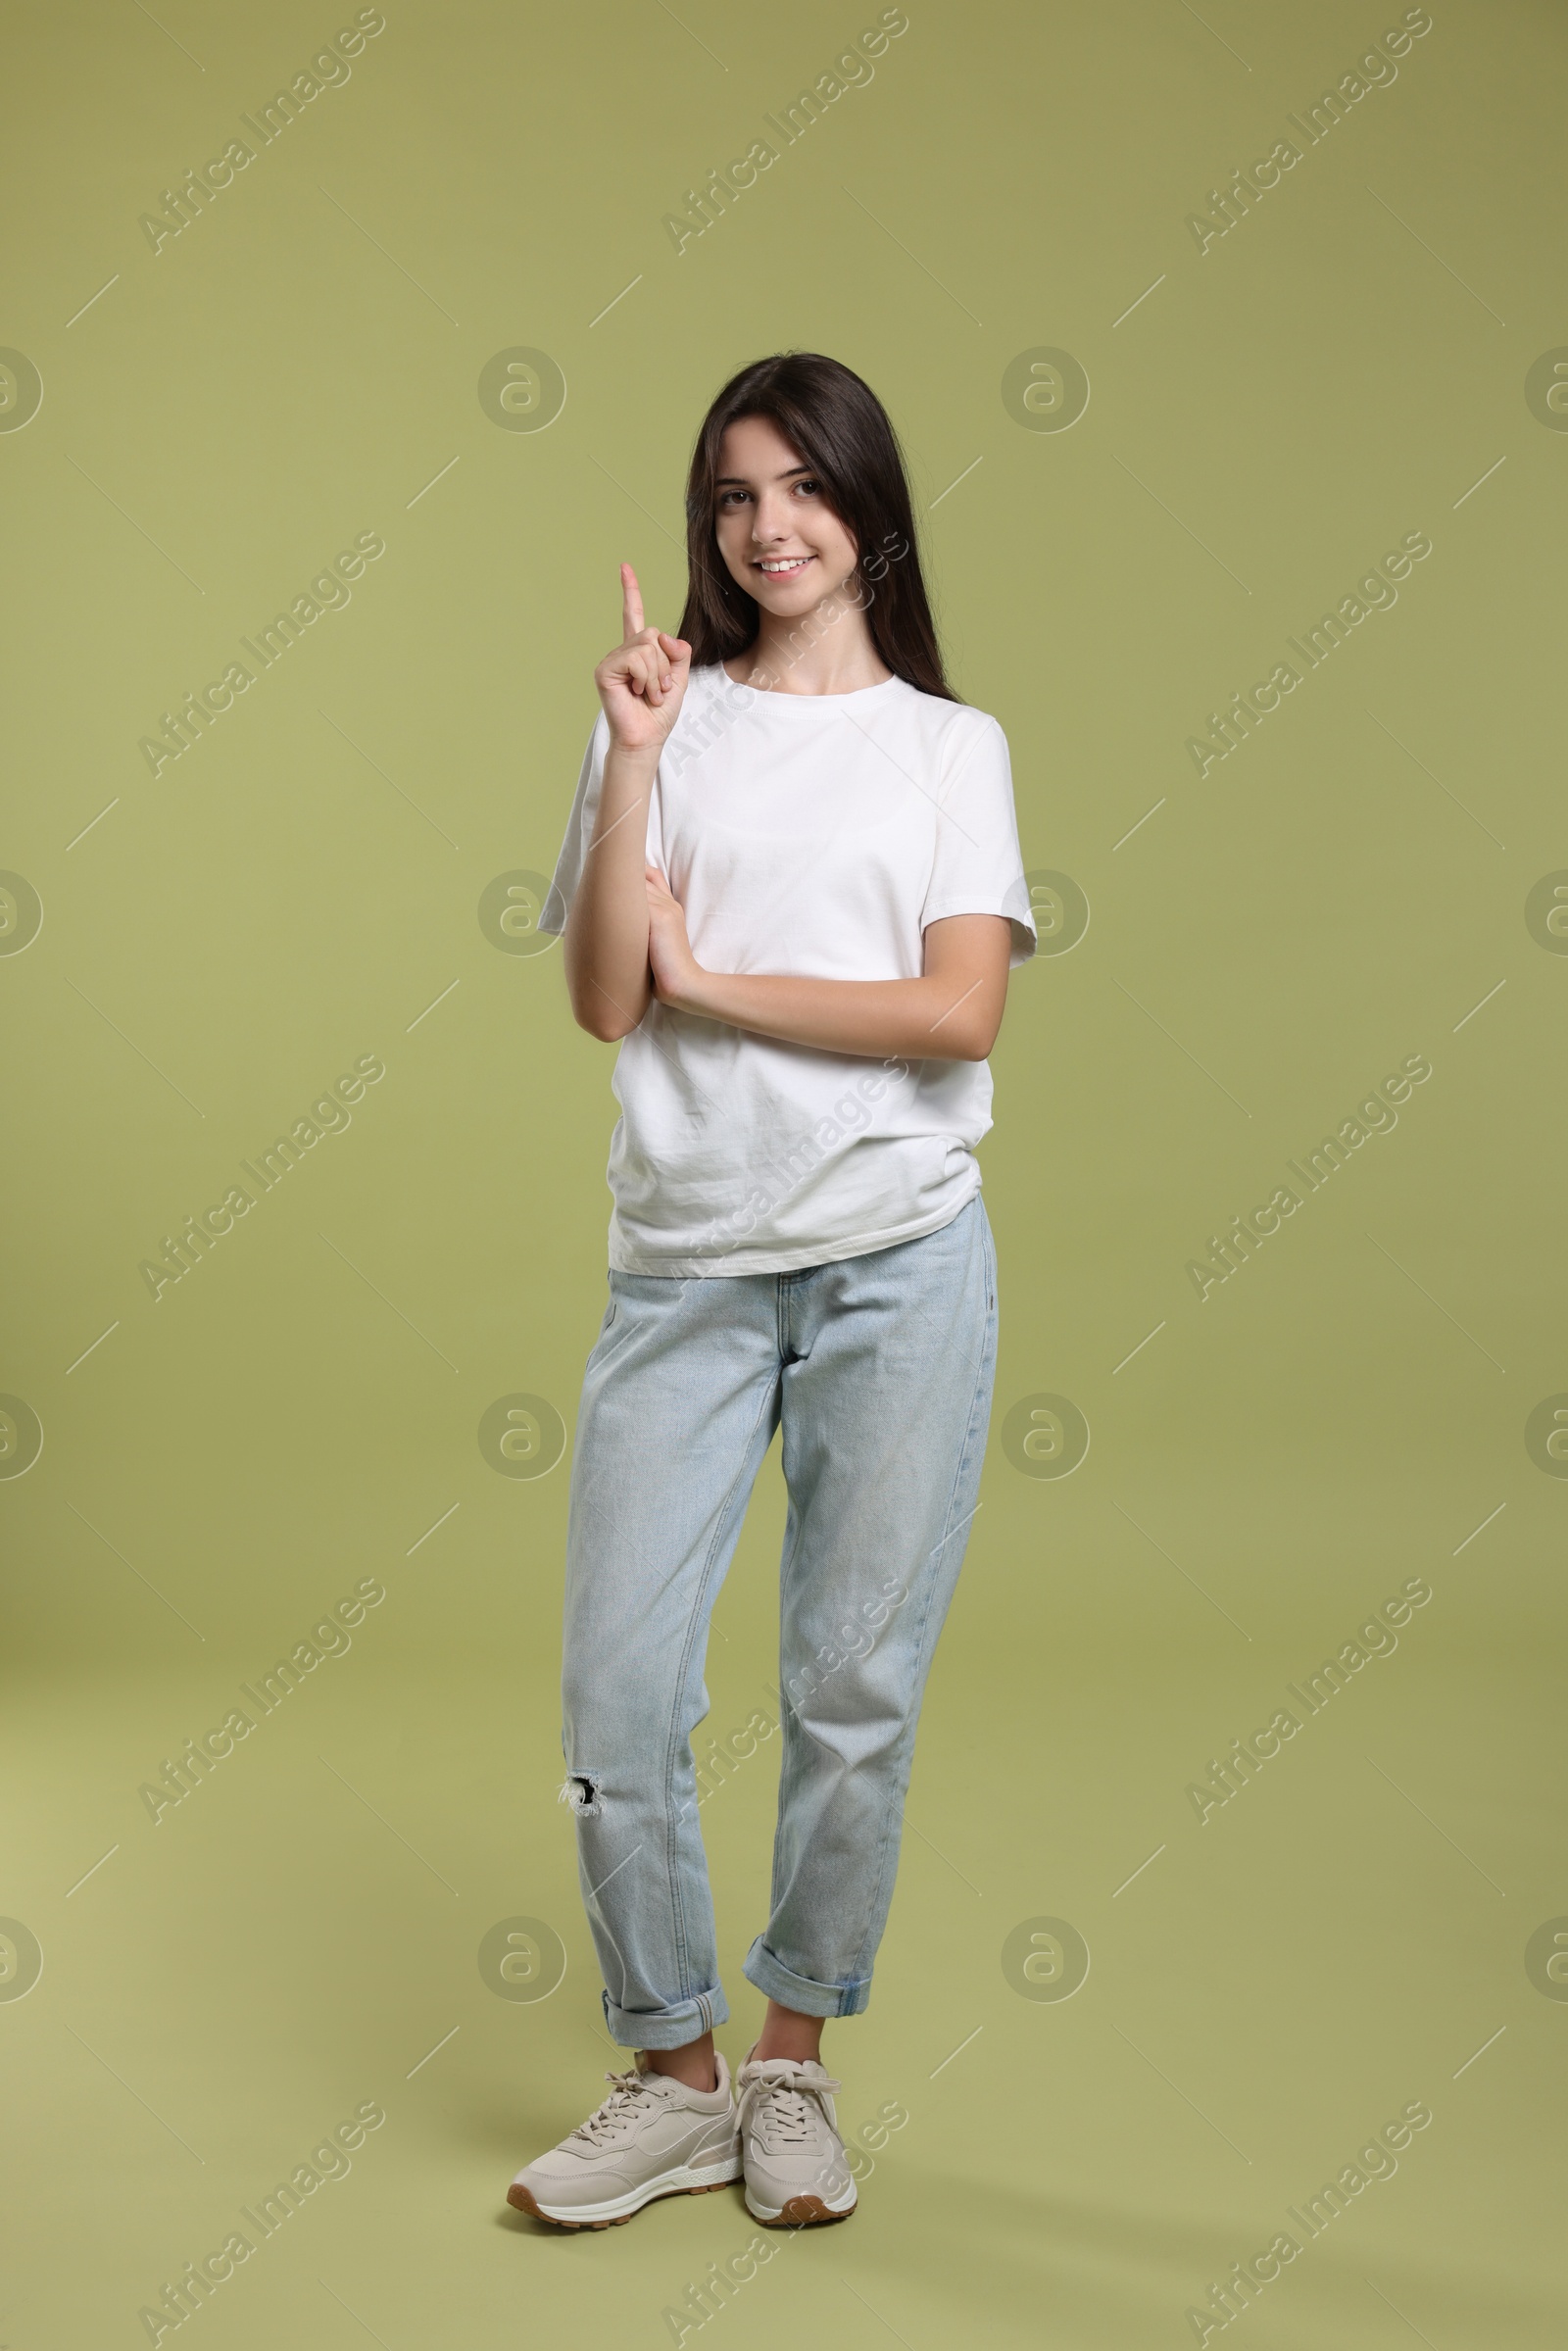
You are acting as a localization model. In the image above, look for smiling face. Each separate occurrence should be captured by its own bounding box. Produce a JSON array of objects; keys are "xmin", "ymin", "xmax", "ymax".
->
[{"xmin": 711, "ymin": 413, "xmax": 861, "ymax": 619}]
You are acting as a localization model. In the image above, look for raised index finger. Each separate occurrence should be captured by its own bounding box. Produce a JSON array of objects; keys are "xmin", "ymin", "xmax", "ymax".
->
[{"xmin": 620, "ymin": 563, "xmax": 645, "ymax": 642}]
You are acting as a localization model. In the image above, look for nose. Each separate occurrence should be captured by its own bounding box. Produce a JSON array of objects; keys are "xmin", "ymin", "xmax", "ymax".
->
[{"xmin": 750, "ymin": 489, "xmax": 797, "ymax": 545}]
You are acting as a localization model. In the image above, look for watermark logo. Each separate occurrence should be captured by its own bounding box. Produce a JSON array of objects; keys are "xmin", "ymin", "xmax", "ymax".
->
[
  {"xmin": 135, "ymin": 2097, "xmax": 387, "ymax": 2341},
  {"xmin": 1001, "ymin": 347, "xmax": 1090, "ymax": 432},
  {"xmin": 1187, "ymin": 1053, "xmax": 1432, "ymax": 1302},
  {"xmin": 1185, "ymin": 2097, "xmax": 1434, "ymax": 2341},
  {"xmin": 0, "ymin": 1396, "xmax": 44, "ymax": 1480},
  {"xmin": 0, "ymin": 349, "xmax": 43, "ymax": 432},
  {"xmin": 478, "ymin": 1916, "xmax": 567, "ymax": 2002},
  {"xmin": 138, "ymin": 13, "xmax": 388, "ymax": 256},
  {"xmin": 138, "ymin": 1578, "xmax": 386, "ymax": 1825},
  {"xmin": 1525, "ymin": 1918, "xmax": 1568, "ymax": 1999},
  {"xmin": 1023, "ymin": 868, "xmax": 1089, "ymax": 955},
  {"xmin": 1186, "ymin": 532, "xmax": 1434, "ymax": 781},
  {"xmin": 1525, "ymin": 1395, "xmax": 1568, "ymax": 1477},
  {"xmin": 1186, "ymin": 1579, "xmax": 1432, "ymax": 1826},
  {"xmin": 0, "ymin": 871, "xmax": 43, "ymax": 955},
  {"xmin": 140, "ymin": 533, "xmax": 387, "ymax": 778},
  {"xmin": 139, "ymin": 1053, "xmax": 386, "ymax": 1302},
  {"xmin": 1183, "ymin": 15, "xmax": 1433, "ymax": 262},
  {"xmin": 1002, "ymin": 1393, "xmax": 1090, "ymax": 1479},
  {"xmin": 478, "ymin": 347, "xmax": 566, "ymax": 432},
  {"xmin": 1525, "ymin": 349, "xmax": 1568, "ymax": 430},
  {"xmin": 0, "ymin": 1919, "xmax": 43, "ymax": 2001},
  {"xmin": 1524, "ymin": 871, "xmax": 1568, "ymax": 951},
  {"xmin": 478, "ymin": 1394, "xmax": 566, "ymax": 1479},
  {"xmin": 478, "ymin": 870, "xmax": 558, "ymax": 955},
  {"xmin": 1001, "ymin": 1916, "xmax": 1090, "ymax": 2001}
]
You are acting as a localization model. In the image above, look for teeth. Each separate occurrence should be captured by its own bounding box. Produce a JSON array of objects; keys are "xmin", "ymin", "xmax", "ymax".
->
[{"xmin": 759, "ymin": 557, "xmax": 809, "ymax": 571}]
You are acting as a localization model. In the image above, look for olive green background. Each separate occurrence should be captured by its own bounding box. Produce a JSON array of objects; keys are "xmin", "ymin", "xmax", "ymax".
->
[{"xmin": 3, "ymin": 0, "xmax": 1565, "ymax": 2344}]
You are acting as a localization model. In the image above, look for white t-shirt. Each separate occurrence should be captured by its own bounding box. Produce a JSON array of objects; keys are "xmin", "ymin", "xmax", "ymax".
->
[{"xmin": 540, "ymin": 663, "xmax": 1035, "ymax": 1275}]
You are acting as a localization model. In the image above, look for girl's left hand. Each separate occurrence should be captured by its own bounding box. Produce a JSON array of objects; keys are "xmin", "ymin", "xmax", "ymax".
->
[{"xmin": 644, "ymin": 866, "xmax": 703, "ymax": 1009}]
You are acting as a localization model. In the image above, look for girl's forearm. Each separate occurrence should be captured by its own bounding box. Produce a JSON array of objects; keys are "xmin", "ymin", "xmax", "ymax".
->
[
  {"xmin": 670, "ymin": 965, "xmax": 997, "ymax": 1061},
  {"xmin": 563, "ymin": 744, "xmax": 659, "ymax": 1039}
]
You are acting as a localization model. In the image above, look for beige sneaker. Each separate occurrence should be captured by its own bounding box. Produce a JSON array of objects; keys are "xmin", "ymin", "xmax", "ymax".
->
[
  {"xmin": 735, "ymin": 2048, "xmax": 858, "ymax": 2227},
  {"xmin": 507, "ymin": 2052, "xmax": 741, "ymax": 2229}
]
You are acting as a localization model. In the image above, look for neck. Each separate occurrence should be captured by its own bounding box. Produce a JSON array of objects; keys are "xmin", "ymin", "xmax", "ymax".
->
[{"xmin": 725, "ymin": 588, "xmax": 894, "ymax": 696}]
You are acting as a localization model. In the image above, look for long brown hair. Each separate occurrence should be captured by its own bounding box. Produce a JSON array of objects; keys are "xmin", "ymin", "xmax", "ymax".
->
[{"xmin": 676, "ymin": 352, "xmax": 957, "ymax": 702}]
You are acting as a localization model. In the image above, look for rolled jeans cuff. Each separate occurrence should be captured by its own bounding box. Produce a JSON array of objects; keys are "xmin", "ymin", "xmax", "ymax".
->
[
  {"xmin": 742, "ymin": 1935, "xmax": 871, "ymax": 2019},
  {"xmin": 601, "ymin": 1981, "xmax": 729, "ymax": 2050}
]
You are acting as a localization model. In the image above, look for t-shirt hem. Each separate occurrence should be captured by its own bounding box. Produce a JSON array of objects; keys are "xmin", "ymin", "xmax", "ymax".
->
[{"xmin": 607, "ymin": 1179, "xmax": 980, "ymax": 1278}]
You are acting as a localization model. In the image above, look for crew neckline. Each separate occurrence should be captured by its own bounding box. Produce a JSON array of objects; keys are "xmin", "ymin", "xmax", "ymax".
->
[{"xmin": 708, "ymin": 662, "xmax": 906, "ymax": 709}]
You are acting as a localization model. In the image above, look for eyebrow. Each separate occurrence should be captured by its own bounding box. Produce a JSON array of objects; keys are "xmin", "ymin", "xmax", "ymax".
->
[{"xmin": 713, "ymin": 465, "xmax": 813, "ymax": 486}]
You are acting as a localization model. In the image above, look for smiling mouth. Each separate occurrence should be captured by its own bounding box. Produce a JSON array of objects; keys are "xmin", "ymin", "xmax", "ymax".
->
[{"xmin": 753, "ymin": 555, "xmax": 813, "ymax": 578}]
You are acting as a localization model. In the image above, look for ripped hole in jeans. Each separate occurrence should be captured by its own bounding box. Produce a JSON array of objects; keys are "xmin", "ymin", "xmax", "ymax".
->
[{"xmin": 558, "ymin": 1771, "xmax": 603, "ymax": 1818}]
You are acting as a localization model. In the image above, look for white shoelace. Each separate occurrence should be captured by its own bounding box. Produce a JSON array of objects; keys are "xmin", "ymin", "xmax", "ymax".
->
[
  {"xmin": 737, "ymin": 2060, "xmax": 842, "ymax": 2148},
  {"xmin": 566, "ymin": 2069, "xmax": 674, "ymax": 2149}
]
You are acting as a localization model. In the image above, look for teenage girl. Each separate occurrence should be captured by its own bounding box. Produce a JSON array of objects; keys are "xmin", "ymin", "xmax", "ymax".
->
[{"xmin": 508, "ymin": 352, "xmax": 1035, "ymax": 2231}]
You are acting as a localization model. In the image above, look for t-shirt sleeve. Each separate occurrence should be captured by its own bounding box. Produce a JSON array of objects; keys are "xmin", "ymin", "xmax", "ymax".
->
[
  {"xmin": 920, "ymin": 712, "xmax": 1037, "ymax": 967},
  {"xmin": 538, "ymin": 712, "xmax": 664, "ymax": 936}
]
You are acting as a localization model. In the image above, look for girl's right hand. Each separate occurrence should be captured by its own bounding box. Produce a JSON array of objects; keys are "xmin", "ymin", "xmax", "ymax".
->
[{"xmin": 594, "ymin": 563, "xmax": 692, "ymax": 751}]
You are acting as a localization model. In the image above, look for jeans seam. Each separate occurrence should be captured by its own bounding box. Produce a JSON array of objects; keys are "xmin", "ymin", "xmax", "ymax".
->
[
  {"xmin": 661, "ymin": 1366, "xmax": 779, "ymax": 2006},
  {"xmin": 845, "ymin": 1224, "xmax": 998, "ymax": 1984},
  {"xmin": 770, "ymin": 1492, "xmax": 810, "ymax": 1921}
]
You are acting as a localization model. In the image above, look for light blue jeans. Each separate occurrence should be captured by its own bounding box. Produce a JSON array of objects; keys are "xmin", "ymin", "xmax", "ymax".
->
[{"xmin": 559, "ymin": 1195, "xmax": 999, "ymax": 2047}]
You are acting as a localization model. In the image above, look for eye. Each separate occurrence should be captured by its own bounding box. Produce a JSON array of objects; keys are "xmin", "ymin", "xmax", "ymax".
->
[
  {"xmin": 792, "ymin": 476, "xmax": 822, "ymax": 497},
  {"xmin": 717, "ymin": 487, "xmax": 752, "ymax": 508}
]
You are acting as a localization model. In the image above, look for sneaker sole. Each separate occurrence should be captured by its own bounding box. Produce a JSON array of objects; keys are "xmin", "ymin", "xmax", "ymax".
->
[
  {"xmin": 508, "ymin": 2156, "xmax": 742, "ymax": 2230},
  {"xmin": 745, "ymin": 2184, "xmax": 858, "ymax": 2229}
]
